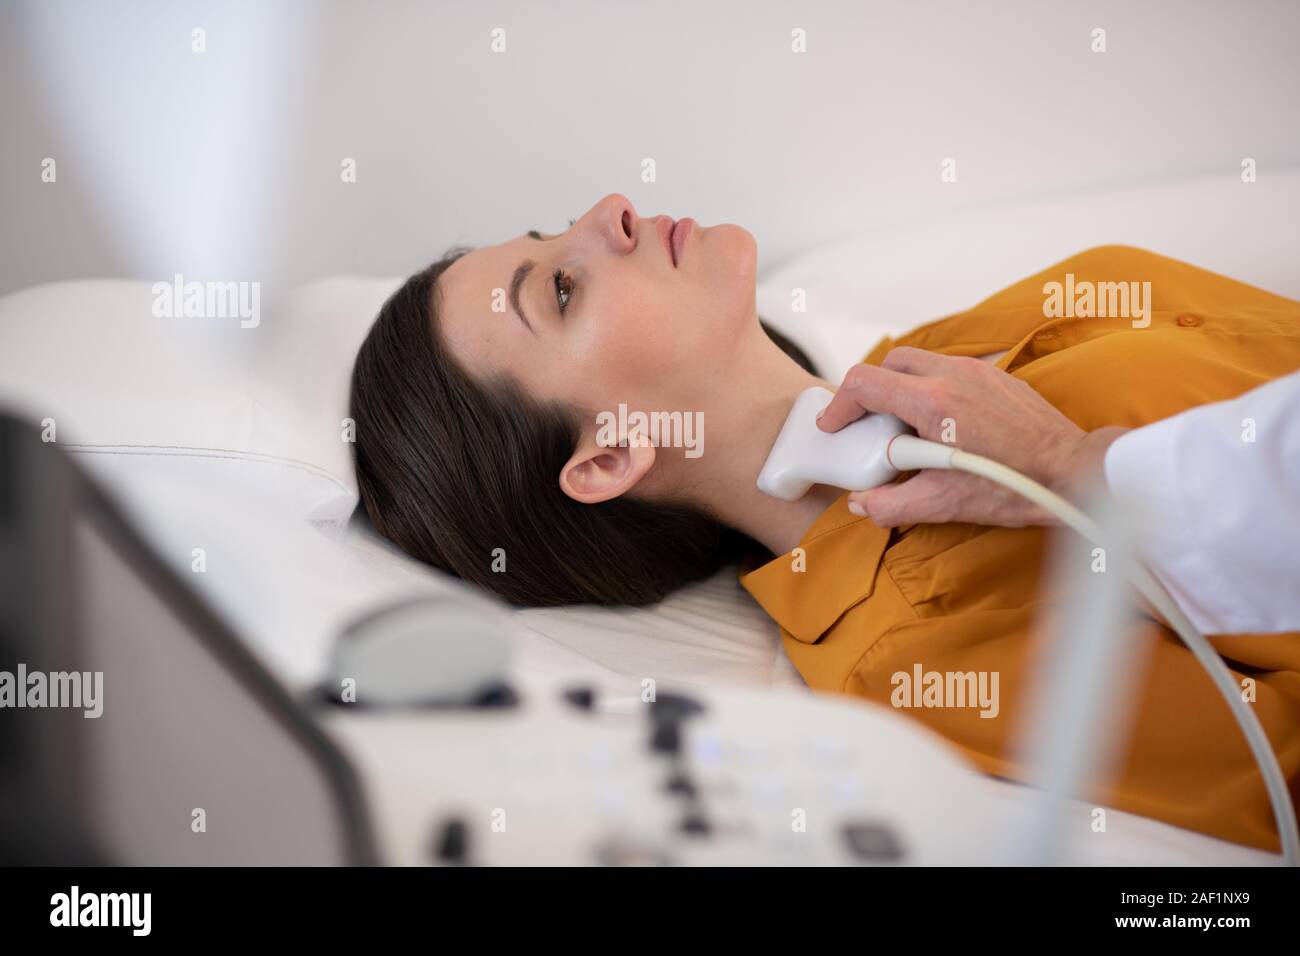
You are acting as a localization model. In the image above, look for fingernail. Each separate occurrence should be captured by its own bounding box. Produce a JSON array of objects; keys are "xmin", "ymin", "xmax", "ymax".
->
[
  {"xmin": 847, "ymin": 499, "xmax": 865, "ymax": 517},
  {"xmin": 816, "ymin": 410, "xmax": 825, "ymax": 424}
]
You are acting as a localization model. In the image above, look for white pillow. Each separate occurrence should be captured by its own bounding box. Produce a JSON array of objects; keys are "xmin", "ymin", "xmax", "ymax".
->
[
  {"xmin": 0, "ymin": 279, "xmax": 358, "ymax": 529},
  {"xmin": 265, "ymin": 276, "xmax": 403, "ymax": 509}
]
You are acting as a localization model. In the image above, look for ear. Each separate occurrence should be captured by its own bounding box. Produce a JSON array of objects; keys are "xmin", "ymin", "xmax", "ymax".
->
[{"xmin": 559, "ymin": 432, "xmax": 657, "ymax": 504}]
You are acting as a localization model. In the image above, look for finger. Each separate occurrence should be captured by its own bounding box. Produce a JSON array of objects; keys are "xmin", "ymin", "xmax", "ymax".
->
[
  {"xmin": 846, "ymin": 472, "xmax": 952, "ymax": 527},
  {"xmin": 880, "ymin": 346, "xmax": 951, "ymax": 376},
  {"xmin": 851, "ymin": 471, "xmax": 1049, "ymax": 529},
  {"xmin": 847, "ymin": 483, "xmax": 919, "ymax": 528},
  {"xmin": 816, "ymin": 362, "xmax": 930, "ymax": 432}
]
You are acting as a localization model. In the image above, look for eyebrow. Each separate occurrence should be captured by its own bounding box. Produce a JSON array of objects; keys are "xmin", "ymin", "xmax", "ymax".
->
[
  {"xmin": 508, "ymin": 231, "xmax": 557, "ymax": 333},
  {"xmin": 509, "ymin": 260, "xmax": 536, "ymax": 333}
]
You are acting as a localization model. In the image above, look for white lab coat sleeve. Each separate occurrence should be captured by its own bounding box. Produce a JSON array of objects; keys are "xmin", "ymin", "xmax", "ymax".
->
[{"xmin": 1102, "ymin": 369, "xmax": 1300, "ymax": 634}]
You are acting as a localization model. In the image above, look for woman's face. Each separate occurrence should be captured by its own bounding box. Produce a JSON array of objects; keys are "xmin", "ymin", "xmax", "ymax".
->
[{"xmin": 437, "ymin": 193, "xmax": 759, "ymax": 420}]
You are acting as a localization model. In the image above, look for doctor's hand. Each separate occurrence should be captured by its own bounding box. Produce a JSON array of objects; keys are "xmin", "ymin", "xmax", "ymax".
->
[{"xmin": 816, "ymin": 347, "xmax": 1129, "ymax": 528}]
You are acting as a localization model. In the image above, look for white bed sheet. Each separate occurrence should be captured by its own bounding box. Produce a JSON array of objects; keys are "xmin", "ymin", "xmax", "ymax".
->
[{"xmin": 343, "ymin": 520, "xmax": 808, "ymax": 694}]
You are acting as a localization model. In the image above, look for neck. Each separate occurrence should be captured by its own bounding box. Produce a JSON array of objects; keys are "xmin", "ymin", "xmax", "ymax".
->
[{"xmin": 675, "ymin": 332, "xmax": 843, "ymax": 557}]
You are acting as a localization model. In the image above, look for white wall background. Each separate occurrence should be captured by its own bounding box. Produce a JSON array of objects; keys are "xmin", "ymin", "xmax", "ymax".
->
[{"xmin": 2, "ymin": 0, "xmax": 1298, "ymax": 296}]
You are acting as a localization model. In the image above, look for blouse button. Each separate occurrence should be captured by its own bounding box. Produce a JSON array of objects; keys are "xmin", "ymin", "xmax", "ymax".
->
[{"xmin": 1175, "ymin": 313, "xmax": 1203, "ymax": 327}]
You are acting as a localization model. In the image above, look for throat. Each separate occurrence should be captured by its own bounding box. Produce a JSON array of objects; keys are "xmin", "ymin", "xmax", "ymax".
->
[
  {"xmin": 691, "ymin": 365, "xmax": 840, "ymax": 557},
  {"xmin": 747, "ymin": 482, "xmax": 844, "ymax": 556}
]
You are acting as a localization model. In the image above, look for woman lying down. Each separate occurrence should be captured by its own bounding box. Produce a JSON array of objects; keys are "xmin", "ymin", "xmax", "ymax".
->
[{"xmin": 349, "ymin": 193, "xmax": 1300, "ymax": 853}]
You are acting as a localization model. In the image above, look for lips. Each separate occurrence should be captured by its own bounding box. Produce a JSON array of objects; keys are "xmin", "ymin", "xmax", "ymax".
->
[{"xmin": 669, "ymin": 218, "xmax": 695, "ymax": 267}]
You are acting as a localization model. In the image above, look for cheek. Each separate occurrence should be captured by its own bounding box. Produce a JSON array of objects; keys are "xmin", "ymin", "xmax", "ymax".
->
[
  {"xmin": 557, "ymin": 228, "xmax": 758, "ymax": 407},
  {"xmin": 588, "ymin": 324, "xmax": 723, "ymax": 419},
  {"xmin": 556, "ymin": 303, "xmax": 693, "ymax": 414},
  {"xmin": 579, "ymin": 278, "xmax": 678, "ymax": 371},
  {"xmin": 590, "ymin": 311, "xmax": 682, "ymax": 391}
]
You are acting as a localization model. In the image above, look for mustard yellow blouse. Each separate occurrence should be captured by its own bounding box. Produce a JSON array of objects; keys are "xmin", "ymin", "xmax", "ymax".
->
[{"xmin": 741, "ymin": 245, "xmax": 1300, "ymax": 851}]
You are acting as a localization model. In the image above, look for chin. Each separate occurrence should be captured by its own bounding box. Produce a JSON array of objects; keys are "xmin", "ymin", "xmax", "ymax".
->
[
  {"xmin": 707, "ymin": 222, "xmax": 758, "ymax": 279},
  {"xmin": 703, "ymin": 222, "xmax": 758, "ymax": 318}
]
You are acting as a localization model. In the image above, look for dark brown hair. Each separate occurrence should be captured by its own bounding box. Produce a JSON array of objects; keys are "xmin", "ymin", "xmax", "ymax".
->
[{"xmin": 349, "ymin": 249, "xmax": 816, "ymax": 607}]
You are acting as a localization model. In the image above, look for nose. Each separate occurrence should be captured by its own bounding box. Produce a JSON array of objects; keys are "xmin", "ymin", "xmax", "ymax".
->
[{"xmin": 582, "ymin": 193, "xmax": 637, "ymax": 253}]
